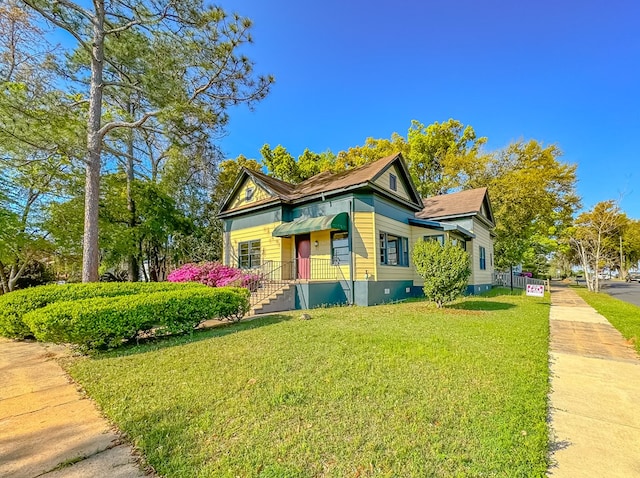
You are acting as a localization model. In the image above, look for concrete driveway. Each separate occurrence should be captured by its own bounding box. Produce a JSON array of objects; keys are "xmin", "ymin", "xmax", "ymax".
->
[{"xmin": 602, "ymin": 280, "xmax": 640, "ymax": 307}]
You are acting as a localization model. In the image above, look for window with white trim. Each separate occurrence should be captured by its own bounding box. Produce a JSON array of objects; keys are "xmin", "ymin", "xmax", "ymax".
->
[{"xmin": 479, "ymin": 246, "xmax": 486, "ymax": 270}]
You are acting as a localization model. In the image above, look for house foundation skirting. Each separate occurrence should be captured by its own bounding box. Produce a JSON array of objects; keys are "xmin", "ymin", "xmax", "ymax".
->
[
  {"xmin": 466, "ymin": 283, "xmax": 492, "ymax": 295},
  {"xmin": 286, "ymin": 281, "xmax": 494, "ymax": 311}
]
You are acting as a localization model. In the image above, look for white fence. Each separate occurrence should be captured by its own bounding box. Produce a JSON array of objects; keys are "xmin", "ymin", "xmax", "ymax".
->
[{"xmin": 492, "ymin": 272, "xmax": 548, "ymax": 291}]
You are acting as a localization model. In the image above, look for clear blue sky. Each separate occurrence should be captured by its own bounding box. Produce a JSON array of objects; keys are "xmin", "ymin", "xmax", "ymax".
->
[{"xmin": 219, "ymin": 0, "xmax": 640, "ymax": 219}]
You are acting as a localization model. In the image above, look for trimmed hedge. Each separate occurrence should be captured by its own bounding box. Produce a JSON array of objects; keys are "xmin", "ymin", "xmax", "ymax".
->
[
  {"xmin": 23, "ymin": 287, "xmax": 250, "ymax": 350},
  {"xmin": 0, "ymin": 282, "xmax": 208, "ymax": 339}
]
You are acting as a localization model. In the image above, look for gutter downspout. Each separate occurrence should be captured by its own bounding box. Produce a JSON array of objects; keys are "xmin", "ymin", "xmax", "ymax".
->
[{"xmin": 349, "ymin": 199, "xmax": 355, "ymax": 305}]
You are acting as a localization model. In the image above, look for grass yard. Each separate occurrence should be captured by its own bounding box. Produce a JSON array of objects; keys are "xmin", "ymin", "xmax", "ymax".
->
[
  {"xmin": 573, "ymin": 287, "xmax": 640, "ymax": 353},
  {"xmin": 66, "ymin": 290, "xmax": 550, "ymax": 477}
]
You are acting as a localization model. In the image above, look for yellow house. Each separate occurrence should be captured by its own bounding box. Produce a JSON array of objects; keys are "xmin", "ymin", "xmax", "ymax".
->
[{"xmin": 218, "ymin": 153, "xmax": 495, "ymax": 312}]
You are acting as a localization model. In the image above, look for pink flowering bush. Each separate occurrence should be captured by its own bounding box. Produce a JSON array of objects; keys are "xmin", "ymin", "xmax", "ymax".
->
[{"xmin": 168, "ymin": 262, "xmax": 262, "ymax": 291}]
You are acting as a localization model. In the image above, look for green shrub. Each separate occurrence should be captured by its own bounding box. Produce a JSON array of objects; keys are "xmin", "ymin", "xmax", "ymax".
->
[
  {"xmin": 23, "ymin": 287, "xmax": 250, "ymax": 350},
  {"xmin": 0, "ymin": 282, "xmax": 207, "ymax": 339},
  {"xmin": 412, "ymin": 239, "xmax": 472, "ymax": 307}
]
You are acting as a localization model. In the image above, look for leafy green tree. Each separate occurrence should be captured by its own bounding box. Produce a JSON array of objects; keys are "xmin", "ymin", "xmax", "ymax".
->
[
  {"xmin": 622, "ymin": 219, "xmax": 640, "ymax": 276},
  {"xmin": 412, "ymin": 239, "xmax": 471, "ymax": 308},
  {"xmin": 335, "ymin": 135, "xmax": 407, "ymax": 171},
  {"xmin": 407, "ymin": 119, "xmax": 487, "ymax": 197},
  {"xmin": 570, "ymin": 201, "xmax": 626, "ymax": 292},
  {"xmin": 21, "ymin": 0, "xmax": 273, "ymax": 282},
  {"xmin": 260, "ymin": 144, "xmax": 301, "ymax": 183},
  {"xmin": 297, "ymin": 149, "xmax": 336, "ymax": 180},
  {"xmin": 471, "ymin": 140, "xmax": 580, "ymax": 275}
]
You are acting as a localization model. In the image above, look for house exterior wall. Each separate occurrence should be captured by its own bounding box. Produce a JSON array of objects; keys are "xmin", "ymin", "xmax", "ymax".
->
[
  {"xmin": 352, "ymin": 211, "xmax": 375, "ymax": 281},
  {"xmin": 225, "ymin": 221, "xmax": 286, "ymax": 267},
  {"xmin": 228, "ymin": 178, "xmax": 271, "ymax": 210},
  {"xmin": 468, "ymin": 217, "xmax": 494, "ymax": 293},
  {"xmin": 375, "ymin": 213, "xmax": 414, "ymax": 282},
  {"xmin": 373, "ymin": 164, "xmax": 411, "ymax": 201},
  {"xmin": 221, "ymin": 183, "xmax": 495, "ymax": 308}
]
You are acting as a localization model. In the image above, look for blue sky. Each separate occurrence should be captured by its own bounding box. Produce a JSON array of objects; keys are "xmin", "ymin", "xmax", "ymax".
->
[{"xmin": 219, "ymin": 0, "xmax": 640, "ymax": 218}]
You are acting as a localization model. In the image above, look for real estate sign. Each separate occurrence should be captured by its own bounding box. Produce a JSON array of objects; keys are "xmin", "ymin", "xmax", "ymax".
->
[{"xmin": 526, "ymin": 284, "xmax": 545, "ymax": 297}]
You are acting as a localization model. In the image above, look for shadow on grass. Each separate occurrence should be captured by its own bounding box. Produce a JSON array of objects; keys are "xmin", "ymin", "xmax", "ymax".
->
[
  {"xmin": 91, "ymin": 313, "xmax": 295, "ymax": 359},
  {"xmin": 447, "ymin": 301, "xmax": 516, "ymax": 311}
]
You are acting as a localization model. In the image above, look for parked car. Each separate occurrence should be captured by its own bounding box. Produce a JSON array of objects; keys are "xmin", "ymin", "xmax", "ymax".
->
[{"xmin": 626, "ymin": 272, "xmax": 640, "ymax": 283}]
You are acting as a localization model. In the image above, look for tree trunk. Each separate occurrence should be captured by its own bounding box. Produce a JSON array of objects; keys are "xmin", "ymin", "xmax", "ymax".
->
[
  {"xmin": 126, "ymin": 127, "xmax": 139, "ymax": 282},
  {"xmin": 0, "ymin": 261, "xmax": 8, "ymax": 294},
  {"xmin": 82, "ymin": 0, "xmax": 105, "ymax": 283}
]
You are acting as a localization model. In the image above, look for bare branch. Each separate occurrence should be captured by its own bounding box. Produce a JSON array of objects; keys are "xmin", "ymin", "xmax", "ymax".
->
[{"xmin": 97, "ymin": 109, "xmax": 161, "ymax": 138}]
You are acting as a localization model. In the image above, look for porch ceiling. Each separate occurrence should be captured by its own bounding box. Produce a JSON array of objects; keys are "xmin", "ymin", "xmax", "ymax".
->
[{"xmin": 272, "ymin": 212, "xmax": 349, "ymax": 237}]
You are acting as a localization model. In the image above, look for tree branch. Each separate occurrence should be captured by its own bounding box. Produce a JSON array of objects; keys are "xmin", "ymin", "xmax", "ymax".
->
[{"xmin": 98, "ymin": 110, "xmax": 161, "ymax": 138}]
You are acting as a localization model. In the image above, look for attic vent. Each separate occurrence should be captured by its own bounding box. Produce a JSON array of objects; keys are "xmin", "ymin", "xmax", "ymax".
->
[
  {"xmin": 245, "ymin": 187, "xmax": 255, "ymax": 201},
  {"xmin": 390, "ymin": 174, "xmax": 397, "ymax": 191}
]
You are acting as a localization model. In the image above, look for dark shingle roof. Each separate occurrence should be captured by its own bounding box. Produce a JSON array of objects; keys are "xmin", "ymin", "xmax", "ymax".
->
[
  {"xmin": 245, "ymin": 167, "xmax": 295, "ymax": 197},
  {"xmin": 290, "ymin": 153, "xmax": 400, "ymax": 198},
  {"xmin": 416, "ymin": 187, "xmax": 489, "ymax": 220},
  {"xmin": 222, "ymin": 153, "xmax": 422, "ymax": 214}
]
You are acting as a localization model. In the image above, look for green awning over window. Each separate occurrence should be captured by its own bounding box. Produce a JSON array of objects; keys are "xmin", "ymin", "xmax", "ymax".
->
[{"xmin": 272, "ymin": 212, "xmax": 349, "ymax": 237}]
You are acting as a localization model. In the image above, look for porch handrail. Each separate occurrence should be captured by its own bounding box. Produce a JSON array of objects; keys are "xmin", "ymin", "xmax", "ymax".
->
[{"xmin": 243, "ymin": 258, "xmax": 351, "ymax": 306}]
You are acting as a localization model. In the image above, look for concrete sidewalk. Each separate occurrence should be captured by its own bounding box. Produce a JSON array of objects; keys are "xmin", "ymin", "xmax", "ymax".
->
[
  {"xmin": 0, "ymin": 339, "xmax": 150, "ymax": 478},
  {"xmin": 548, "ymin": 284, "xmax": 640, "ymax": 477}
]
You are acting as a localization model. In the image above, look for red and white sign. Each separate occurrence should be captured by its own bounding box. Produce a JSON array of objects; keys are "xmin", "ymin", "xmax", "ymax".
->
[{"xmin": 526, "ymin": 284, "xmax": 545, "ymax": 297}]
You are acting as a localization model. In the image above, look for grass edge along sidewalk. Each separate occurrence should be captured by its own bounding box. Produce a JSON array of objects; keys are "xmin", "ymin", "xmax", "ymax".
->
[
  {"xmin": 572, "ymin": 286, "xmax": 640, "ymax": 354},
  {"xmin": 65, "ymin": 290, "xmax": 550, "ymax": 477}
]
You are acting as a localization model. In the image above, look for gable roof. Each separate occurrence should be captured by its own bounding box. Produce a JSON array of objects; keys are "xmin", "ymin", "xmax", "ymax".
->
[
  {"xmin": 220, "ymin": 153, "xmax": 423, "ymax": 216},
  {"xmin": 416, "ymin": 187, "xmax": 495, "ymax": 226},
  {"xmin": 244, "ymin": 167, "xmax": 295, "ymax": 198},
  {"xmin": 292, "ymin": 153, "xmax": 399, "ymax": 197}
]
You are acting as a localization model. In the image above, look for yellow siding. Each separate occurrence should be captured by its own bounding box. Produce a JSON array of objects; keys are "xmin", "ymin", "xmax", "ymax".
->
[
  {"xmin": 282, "ymin": 235, "xmax": 293, "ymax": 262},
  {"xmin": 375, "ymin": 214, "xmax": 414, "ymax": 281},
  {"xmin": 226, "ymin": 222, "xmax": 284, "ymax": 267},
  {"xmin": 352, "ymin": 212, "xmax": 376, "ymax": 280},
  {"xmin": 228, "ymin": 178, "xmax": 271, "ymax": 210},
  {"xmin": 470, "ymin": 217, "xmax": 494, "ymax": 285},
  {"xmin": 307, "ymin": 230, "xmax": 350, "ymax": 280},
  {"xmin": 373, "ymin": 165, "xmax": 411, "ymax": 201}
]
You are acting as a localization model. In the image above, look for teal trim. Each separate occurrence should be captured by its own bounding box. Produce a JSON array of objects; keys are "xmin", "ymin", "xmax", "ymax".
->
[
  {"xmin": 354, "ymin": 280, "xmax": 419, "ymax": 306},
  {"xmin": 225, "ymin": 207, "xmax": 285, "ymax": 231},
  {"xmin": 371, "ymin": 196, "xmax": 417, "ymax": 224},
  {"xmin": 295, "ymin": 282, "xmax": 349, "ymax": 309},
  {"xmin": 465, "ymin": 283, "xmax": 493, "ymax": 295},
  {"xmin": 292, "ymin": 196, "xmax": 353, "ymax": 218},
  {"xmin": 353, "ymin": 194, "xmax": 375, "ymax": 212}
]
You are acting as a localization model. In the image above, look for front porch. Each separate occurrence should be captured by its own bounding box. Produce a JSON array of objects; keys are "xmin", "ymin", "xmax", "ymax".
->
[{"xmin": 245, "ymin": 258, "xmax": 352, "ymax": 314}]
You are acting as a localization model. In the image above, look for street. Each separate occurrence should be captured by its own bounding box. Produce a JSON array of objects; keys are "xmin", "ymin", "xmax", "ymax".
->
[{"xmin": 602, "ymin": 280, "xmax": 640, "ymax": 308}]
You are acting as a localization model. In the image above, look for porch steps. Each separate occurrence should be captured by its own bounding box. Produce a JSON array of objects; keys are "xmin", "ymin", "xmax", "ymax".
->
[{"xmin": 250, "ymin": 283, "xmax": 296, "ymax": 315}]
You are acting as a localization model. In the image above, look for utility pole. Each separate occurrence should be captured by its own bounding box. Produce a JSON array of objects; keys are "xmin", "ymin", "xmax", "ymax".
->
[{"xmin": 620, "ymin": 235, "xmax": 624, "ymax": 280}]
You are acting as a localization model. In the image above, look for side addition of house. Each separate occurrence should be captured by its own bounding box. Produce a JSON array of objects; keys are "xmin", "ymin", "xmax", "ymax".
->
[{"xmin": 218, "ymin": 153, "xmax": 495, "ymax": 312}]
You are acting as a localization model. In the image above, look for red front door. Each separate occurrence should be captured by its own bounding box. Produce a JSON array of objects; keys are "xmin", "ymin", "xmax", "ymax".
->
[{"xmin": 296, "ymin": 234, "xmax": 311, "ymax": 279}]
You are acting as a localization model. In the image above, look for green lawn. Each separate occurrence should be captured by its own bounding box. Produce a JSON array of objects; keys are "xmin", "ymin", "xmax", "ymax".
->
[
  {"xmin": 573, "ymin": 287, "xmax": 640, "ymax": 353},
  {"xmin": 66, "ymin": 290, "xmax": 550, "ymax": 477}
]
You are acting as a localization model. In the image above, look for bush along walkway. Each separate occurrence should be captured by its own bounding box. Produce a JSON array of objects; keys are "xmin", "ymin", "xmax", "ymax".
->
[
  {"xmin": 547, "ymin": 283, "xmax": 640, "ymax": 477},
  {"xmin": 0, "ymin": 339, "xmax": 151, "ymax": 478}
]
